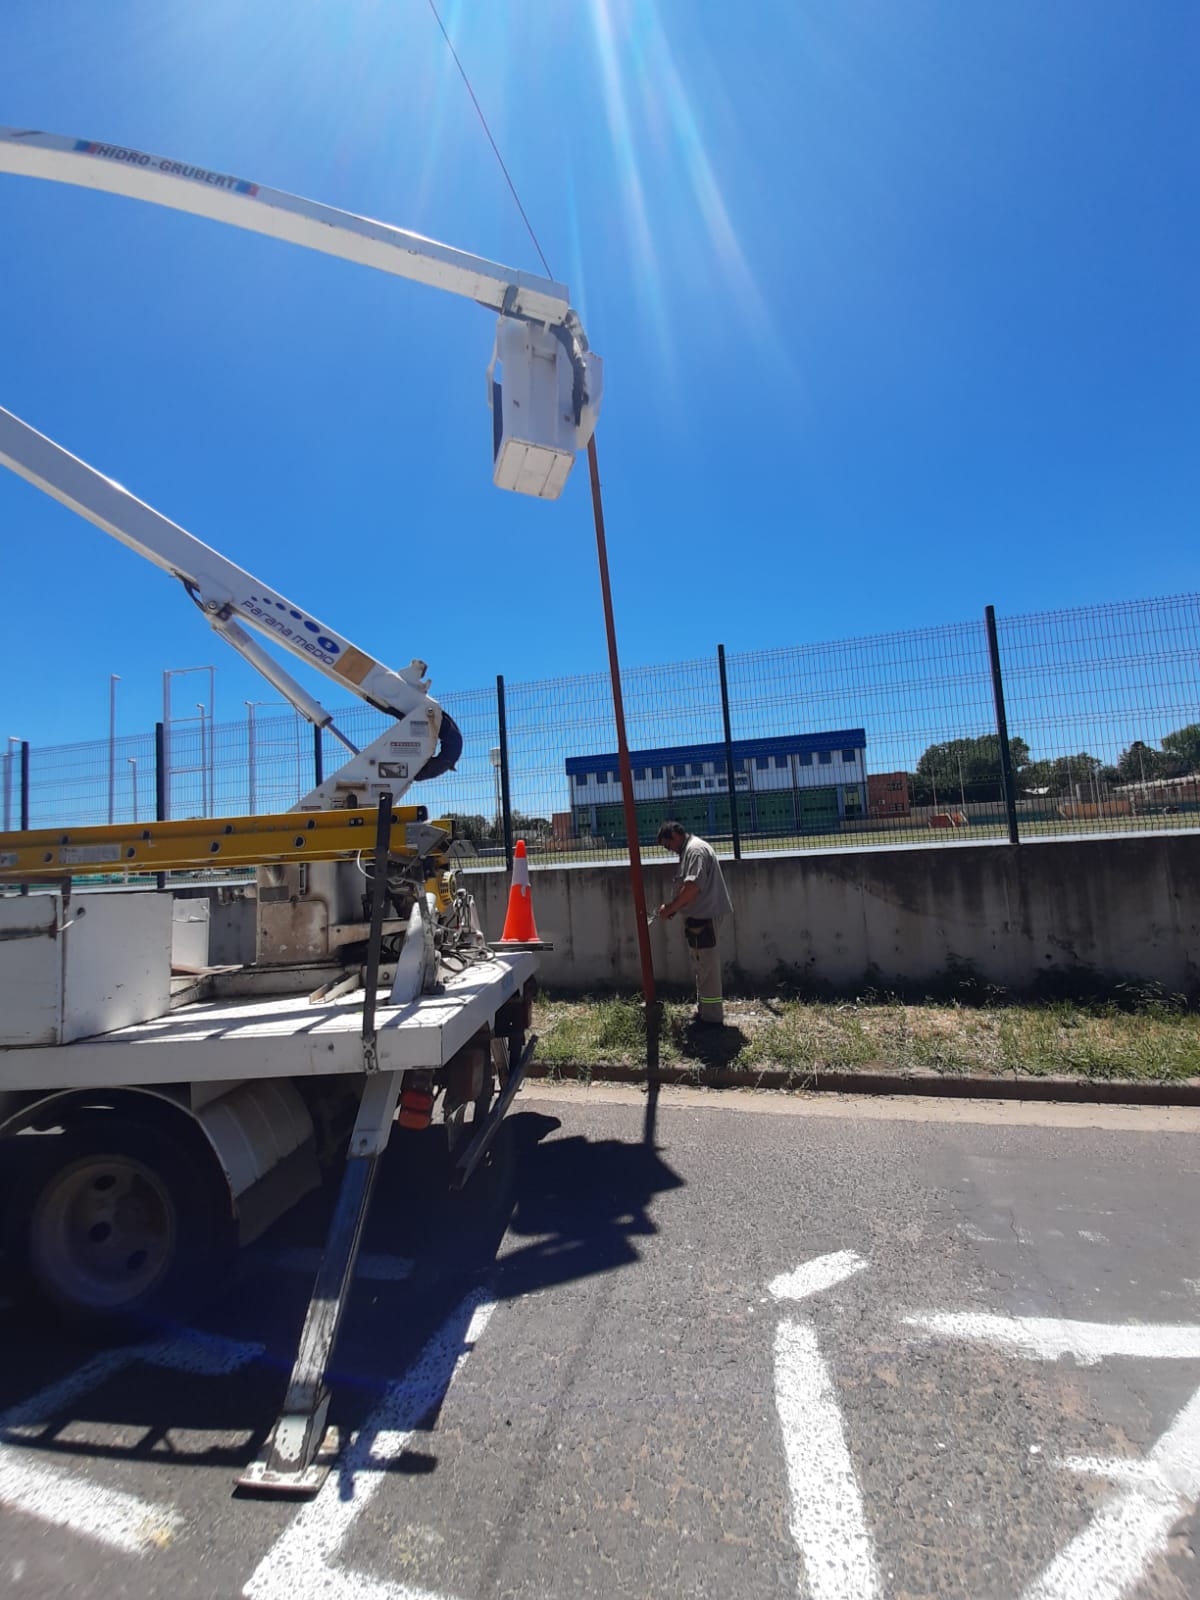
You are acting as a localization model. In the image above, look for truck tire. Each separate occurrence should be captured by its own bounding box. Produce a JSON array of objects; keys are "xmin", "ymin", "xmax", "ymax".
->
[{"xmin": 5, "ymin": 1120, "xmax": 234, "ymax": 1330}]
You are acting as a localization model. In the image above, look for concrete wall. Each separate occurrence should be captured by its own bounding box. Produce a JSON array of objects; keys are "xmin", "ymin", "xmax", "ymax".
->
[{"xmin": 472, "ymin": 835, "xmax": 1200, "ymax": 997}]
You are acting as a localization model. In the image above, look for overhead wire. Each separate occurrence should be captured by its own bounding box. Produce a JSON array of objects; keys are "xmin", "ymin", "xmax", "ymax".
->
[{"xmin": 425, "ymin": 0, "xmax": 555, "ymax": 280}]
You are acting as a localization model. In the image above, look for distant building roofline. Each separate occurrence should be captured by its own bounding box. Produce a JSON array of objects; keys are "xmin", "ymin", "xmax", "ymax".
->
[{"xmin": 564, "ymin": 729, "xmax": 867, "ymax": 775}]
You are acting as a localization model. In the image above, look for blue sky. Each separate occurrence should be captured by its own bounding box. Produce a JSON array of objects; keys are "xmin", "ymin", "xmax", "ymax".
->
[{"xmin": 1, "ymin": 0, "xmax": 1197, "ymax": 755}]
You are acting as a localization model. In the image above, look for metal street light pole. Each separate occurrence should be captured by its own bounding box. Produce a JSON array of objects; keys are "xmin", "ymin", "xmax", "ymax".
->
[
  {"xmin": 196, "ymin": 703, "xmax": 207, "ymax": 817},
  {"xmin": 107, "ymin": 673, "xmax": 120, "ymax": 824},
  {"xmin": 162, "ymin": 665, "xmax": 216, "ymax": 820},
  {"xmin": 489, "ymin": 746, "xmax": 502, "ymax": 835},
  {"xmin": 246, "ymin": 701, "xmax": 257, "ymax": 815},
  {"xmin": 206, "ymin": 665, "xmax": 216, "ymax": 816}
]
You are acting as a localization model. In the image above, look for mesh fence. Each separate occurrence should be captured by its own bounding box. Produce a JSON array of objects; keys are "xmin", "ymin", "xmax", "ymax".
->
[{"xmin": 5, "ymin": 594, "xmax": 1199, "ymax": 871}]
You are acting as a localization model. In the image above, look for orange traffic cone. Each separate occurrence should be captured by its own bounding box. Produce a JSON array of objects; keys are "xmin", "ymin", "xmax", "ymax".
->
[{"xmin": 499, "ymin": 839, "xmax": 540, "ymax": 942}]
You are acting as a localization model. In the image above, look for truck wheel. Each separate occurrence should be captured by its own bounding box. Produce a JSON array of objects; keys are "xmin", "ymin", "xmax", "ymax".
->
[{"xmin": 7, "ymin": 1121, "xmax": 234, "ymax": 1329}]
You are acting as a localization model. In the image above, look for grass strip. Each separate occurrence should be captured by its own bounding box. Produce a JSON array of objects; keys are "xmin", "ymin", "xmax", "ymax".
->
[{"xmin": 533, "ymin": 993, "xmax": 1200, "ymax": 1084}]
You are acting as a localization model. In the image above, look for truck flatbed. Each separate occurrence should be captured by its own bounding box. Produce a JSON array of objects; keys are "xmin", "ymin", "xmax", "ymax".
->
[{"xmin": 0, "ymin": 950, "xmax": 537, "ymax": 1091}]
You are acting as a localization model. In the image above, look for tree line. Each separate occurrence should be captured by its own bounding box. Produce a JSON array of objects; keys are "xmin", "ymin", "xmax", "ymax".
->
[
  {"xmin": 909, "ymin": 723, "xmax": 1200, "ymax": 807},
  {"xmin": 441, "ymin": 809, "xmax": 553, "ymax": 847}
]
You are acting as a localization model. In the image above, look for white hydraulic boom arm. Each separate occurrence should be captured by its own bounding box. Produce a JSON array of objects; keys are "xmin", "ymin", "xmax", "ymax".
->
[
  {"xmin": 0, "ymin": 126, "xmax": 576, "ymax": 326},
  {"xmin": 0, "ymin": 403, "xmax": 457, "ymax": 782},
  {"xmin": 0, "ymin": 125, "xmax": 605, "ymax": 809},
  {"xmin": 0, "ymin": 127, "xmax": 602, "ymax": 499}
]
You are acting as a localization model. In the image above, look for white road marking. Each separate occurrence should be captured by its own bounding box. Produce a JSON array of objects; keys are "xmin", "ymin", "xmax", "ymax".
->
[
  {"xmin": 1020, "ymin": 1386, "xmax": 1200, "ymax": 1600},
  {"xmin": 769, "ymin": 1250, "xmax": 868, "ymax": 1303},
  {"xmin": 908, "ymin": 1309, "xmax": 1200, "ymax": 1598},
  {"xmin": 906, "ymin": 1313, "xmax": 1200, "ymax": 1366},
  {"xmin": 0, "ymin": 1348, "xmax": 142, "ymax": 1435},
  {"xmin": 254, "ymin": 1247, "xmax": 414, "ymax": 1282},
  {"xmin": 1058, "ymin": 1456, "xmax": 1164, "ymax": 1485},
  {"xmin": 244, "ymin": 1291, "xmax": 495, "ymax": 1600},
  {"xmin": 768, "ymin": 1254, "xmax": 880, "ymax": 1598},
  {"xmin": 958, "ymin": 1223, "xmax": 1004, "ymax": 1244},
  {"xmin": 0, "ymin": 1453, "xmax": 181, "ymax": 1554},
  {"xmin": 0, "ymin": 1329, "xmax": 262, "ymax": 1555},
  {"xmin": 774, "ymin": 1318, "xmax": 881, "ymax": 1600},
  {"xmin": 146, "ymin": 1328, "xmax": 266, "ymax": 1376}
]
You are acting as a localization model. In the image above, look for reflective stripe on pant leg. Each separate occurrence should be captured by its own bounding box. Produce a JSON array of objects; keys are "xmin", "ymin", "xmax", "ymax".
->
[{"xmin": 695, "ymin": 941, "xmax": 723, "ymax": 1023}]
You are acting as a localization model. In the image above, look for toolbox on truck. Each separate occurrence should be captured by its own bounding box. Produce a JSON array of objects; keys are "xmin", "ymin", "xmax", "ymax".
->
[{"xmin": 0, "ymin": 892, "xmax": 172, "ymax": 1047}]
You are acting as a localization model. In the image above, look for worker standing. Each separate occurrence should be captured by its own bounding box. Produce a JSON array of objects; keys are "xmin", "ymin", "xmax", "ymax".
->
[{"xmin": 655, "ymin": 821, "xmax": 733, "ymax": 1025}]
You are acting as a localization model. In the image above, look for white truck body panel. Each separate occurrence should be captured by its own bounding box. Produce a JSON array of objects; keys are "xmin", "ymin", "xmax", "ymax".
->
[
  {"xmin": 0, "ymin": 893, "xmax": 172, "ymax": 1047},
  {"xmin": 0, "ymin": 949, "xmax": 536, "ymax": 1091}
]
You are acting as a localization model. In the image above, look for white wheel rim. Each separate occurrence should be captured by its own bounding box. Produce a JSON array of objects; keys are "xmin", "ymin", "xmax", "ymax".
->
[{"xmin": 32, "ymin": 1154, "xmax": 177, "ymax": 1311}]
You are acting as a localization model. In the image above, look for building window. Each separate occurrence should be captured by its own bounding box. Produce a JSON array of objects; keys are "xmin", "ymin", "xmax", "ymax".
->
[
  {"xmin": 819, "ymin": 751, "xmax": 832, "ymax": 765},
  {"xmin": 633, "ymin": 768, "xmax": 645, "ymax": 782},
  {"xmin": 842, "ymin": 749, "xmax": 856, "ymax": 764},
  {"xmin": 650, "ymin": 766, "xmax": 663, "ymax": 780},
  {"xmin": 756, "ymin": 756, "xmax": 770, "ymax": 770}
]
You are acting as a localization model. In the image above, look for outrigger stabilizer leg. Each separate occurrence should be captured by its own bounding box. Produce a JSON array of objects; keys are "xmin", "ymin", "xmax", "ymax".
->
[{"xmin": 238, "ymin": 794, "xmax": 399, "ymax": 1497}]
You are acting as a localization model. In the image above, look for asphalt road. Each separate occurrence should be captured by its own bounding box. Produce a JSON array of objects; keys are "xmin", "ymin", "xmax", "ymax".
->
[{"xmin": 2, "ymin": 1085, "xmax": 1199, "ymax": 1600}]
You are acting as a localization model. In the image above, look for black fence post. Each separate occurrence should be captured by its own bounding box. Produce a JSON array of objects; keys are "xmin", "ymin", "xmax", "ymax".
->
[
  {"xmin": 496, "ymin": 675, "xmax": 514, "ymax": 871},
  {"xmin": 717, "ymin": 644, "xmax": 741, "ymax": 861},
  {"xmin": 361, "ymin": 792, "xmax": 394, "ymax": 1048},
  {"xmin": 313, "ymin": 725, "xmax": 324, "ymax": 791},
  {"xmin": 18, "ymin": 741, "xmax": 29, "ymax": 895},
  {"xmin": 155, "ymin": 721, "xmax": 168, "ymax": 890},
  {"xmin": 984, "ymin": 605, "xmax": 1020, "ymax": 845}
]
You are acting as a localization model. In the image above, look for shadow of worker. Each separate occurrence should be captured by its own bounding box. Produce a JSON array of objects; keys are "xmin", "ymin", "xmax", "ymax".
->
[
  {"xmin": 673, "ymin": 1016, "xmax": 749, "ymax": 1073},
  {"xmin": 494, "ymin": 1110, "xmax": 684, "ymax": 1304}
]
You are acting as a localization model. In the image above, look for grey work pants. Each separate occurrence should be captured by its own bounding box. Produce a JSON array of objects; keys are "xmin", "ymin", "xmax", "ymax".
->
[{"xmin": 685, "ymin": 917, "xmax": 723, "ymax": 1024}]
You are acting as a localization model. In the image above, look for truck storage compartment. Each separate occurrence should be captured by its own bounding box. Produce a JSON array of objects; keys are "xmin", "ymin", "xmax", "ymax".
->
[{"xmin": 0, "ymin": 891, "xmax": 172, "ymax": 1046}]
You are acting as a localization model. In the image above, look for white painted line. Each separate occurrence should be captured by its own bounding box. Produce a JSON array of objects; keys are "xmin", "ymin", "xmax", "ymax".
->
[
  {"xmin": 0, "ymin": 1451, "xmax": 181, "ymax": 1554},
  {"xmin": 0, "ymin": 1347, "xmax": 142, "ymax": 1434},
  {"xmin": 1020, "ymin": 1385, "xmax": 1200, "ymax": 1600},
  {"xmin": 1, "ymin": 1330, "xmax": 262, "ymax": 1437},
  {"xmin": 256, "ymin": 1247, "xmax": 414, "ymax": 1282},
  {"xmin": 1057, "ymin": 1456, "xmax": 1163, "ymax": 1485},
  {"xmin": 144, "ymin": 1329, "xmax": 264, "ymax": 1376},
  {"xmin": 768, "ymin": 1250, "xmax": 868, "ymax": 1303},
  {"xmin": 906, "ymin": 1313, "xmax": 1200, "ymax": 1366},
  {"xmin": 774, "ymin": 1317, "xmax": 881, "ymax": 1600},
  {"xmin": 0, "ymin": 1329, "xmax": 262, "ymax": 1555},
  {"xmin": 244, "ymin": 1291, "xmax": 495, "ymax": 1600}
]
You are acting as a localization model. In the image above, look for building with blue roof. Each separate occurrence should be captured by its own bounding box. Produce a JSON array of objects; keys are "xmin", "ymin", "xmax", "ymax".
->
[{"xmin": 564, "ymin": 729, "xmax": 867, "ymax": 843}]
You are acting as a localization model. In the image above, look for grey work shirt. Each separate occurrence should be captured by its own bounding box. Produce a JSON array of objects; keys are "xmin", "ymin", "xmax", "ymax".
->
[{"xmin": 673, "ymin": 834, "xmax": 733, "ymax": 922}]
